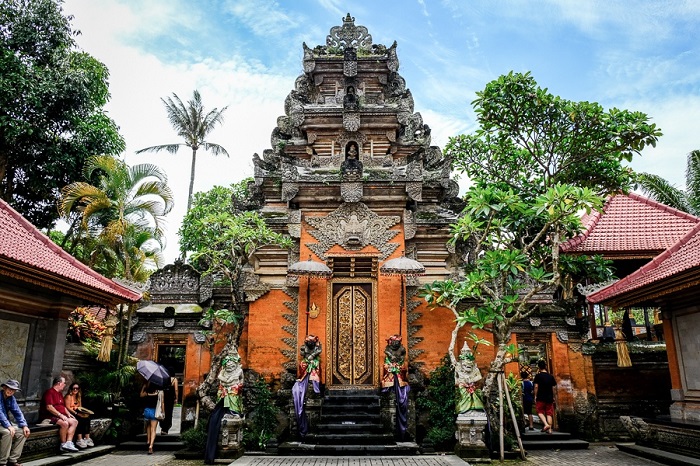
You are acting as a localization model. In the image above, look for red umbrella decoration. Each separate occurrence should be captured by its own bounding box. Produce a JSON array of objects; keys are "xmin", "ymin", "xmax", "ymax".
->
[
  {"xmin": 288, "ymin": 256, "xmax": 333, "ymax": 335},
  {"xmin": 380, "ymin": 252, "xmax": 425, "ymax": 335}
]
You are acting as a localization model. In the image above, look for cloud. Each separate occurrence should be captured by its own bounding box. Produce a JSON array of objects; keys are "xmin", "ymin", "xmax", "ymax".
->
[{"xmin": 223, "ymin": 0, "xmax": 299, "ymax": 36}]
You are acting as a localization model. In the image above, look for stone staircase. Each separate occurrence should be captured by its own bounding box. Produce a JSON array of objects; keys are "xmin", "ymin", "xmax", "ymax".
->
[
  {"xmin": 520, "ymin": 428, "xmax": 589, "ymax": 450},
  {"xmin": 279, "ymin": 389, "xmax": 419, "ymax": 455}
]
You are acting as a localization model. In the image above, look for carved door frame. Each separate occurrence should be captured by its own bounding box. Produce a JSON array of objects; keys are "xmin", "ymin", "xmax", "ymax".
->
[{"xmin": 325, "ymin": 278, "xmax": 379, "ymax": 388}]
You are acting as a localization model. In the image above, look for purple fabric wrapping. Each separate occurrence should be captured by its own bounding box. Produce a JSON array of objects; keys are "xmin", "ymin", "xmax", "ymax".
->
[
  {"xmin": 312, "ymin": 379, "xmax": 320, "ymax": 394},
  {"xmin": 393, "ymin": 377, "xmax": 410, "ymax": 440},
  {"xmin": 292, "ymin": 375, "xmax": 309, "ymax": 437}
]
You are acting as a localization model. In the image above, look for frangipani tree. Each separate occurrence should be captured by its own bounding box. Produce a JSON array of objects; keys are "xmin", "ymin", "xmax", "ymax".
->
[
  {"xmin": 423, "ymin": 71, "xmax": 661, "ymax": 423},
  {"xmin": 179, "ymin": 182, "xmax": 292, "ymax": 410}
]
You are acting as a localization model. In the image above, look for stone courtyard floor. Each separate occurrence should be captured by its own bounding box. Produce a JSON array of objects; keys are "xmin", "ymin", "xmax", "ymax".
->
[{"xmin": 62, "ymin": 444, "xmax": 667, "ymax": 466}]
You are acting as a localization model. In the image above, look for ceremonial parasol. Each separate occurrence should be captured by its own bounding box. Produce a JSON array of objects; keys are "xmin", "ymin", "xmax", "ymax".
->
[
  {"xmin": 288, "ymin": 256, "xmax": 332, "ymax": 336},
  {"xmin": 380, "ymin": 252, "xmax": 425, "ymax": 335},
  {"xmin": 136, "ymin": 360, "xmax": 170, "ymax": 387}
]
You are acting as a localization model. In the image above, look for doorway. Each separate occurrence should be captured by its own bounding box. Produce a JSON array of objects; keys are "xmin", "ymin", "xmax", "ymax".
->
[
  {"xmin": 328, "ymin": 282, "xmax": 377, "ymax": 387},
  {"xmin": 156, "ymin": 344, "xmax": 185, "ymax": 403}
]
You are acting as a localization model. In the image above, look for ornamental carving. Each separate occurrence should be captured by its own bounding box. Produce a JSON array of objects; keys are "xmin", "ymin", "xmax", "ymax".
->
[
  {"xmin": 529, "ymin": 317, "xmax": 542, "ymax": 327},
  {"xmin": 241, "ymin": 266, "xmax": 270, "ymax": 302},
  {"xmin": 281, "ymin": 182, "xmax": 299, "ymax": 202},
  {"xmin": 149, "ymin": 260, "xmax": 199, "ymax": 293},
  {"xmin": 576, "ymin": 279, "xmax": 617, "ymax": 296},
  {"xmin": 305, "ymin": 202, "xmax": 400, "ymax": 260},
  {"xmin": 327, "ymin": 14, "xmax": 372, "ymax": 52},
  {"xmin": 406, "ymin": 182, "xmax": 422, "ymax": 201},
  {"xmin": 404, "ymin": 209, "xmax": 416, "ymax": 240},
  {"xmin": 343, "ymin": 112, "xmax": 361, "ymax": 132},
  {"xmin": 341, "ymin": 182, "xmax": 363, "ymax": 202}
]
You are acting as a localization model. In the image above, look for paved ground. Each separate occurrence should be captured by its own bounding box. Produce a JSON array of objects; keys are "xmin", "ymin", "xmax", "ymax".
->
[{"xmin": 68, "ymin": 444, "xmax": 667, "ymax": 466}]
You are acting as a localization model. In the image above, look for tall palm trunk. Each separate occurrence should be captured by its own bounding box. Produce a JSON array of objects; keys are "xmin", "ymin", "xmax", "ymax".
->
[{"xmin": 187, "ymin": 148, "xmax": 198, "ymax": 213}]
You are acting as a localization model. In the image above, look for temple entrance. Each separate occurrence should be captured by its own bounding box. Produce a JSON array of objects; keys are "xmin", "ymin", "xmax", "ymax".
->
[{"xmin": 328, "ymin": 282, "xmax": 377, "ymax": 387}]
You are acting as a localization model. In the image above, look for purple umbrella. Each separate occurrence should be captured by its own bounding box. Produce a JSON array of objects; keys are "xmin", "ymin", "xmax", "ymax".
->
[{"xmin": 136, "ymin": 360, "xmax": 170, "ymax": 387}]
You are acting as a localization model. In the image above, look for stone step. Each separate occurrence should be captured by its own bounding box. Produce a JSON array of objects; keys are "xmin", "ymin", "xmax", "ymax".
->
[
  {"xmin": 119, "ymin": 439, "xmax": 185, "ymax": 451},
  {"xmin": 317, "ymin": 422, "xmax": 385, "ymax": 432},
  {"xmin": 133, "ymin": 433, "xmax": 183, "ymax": 443},
  {"xmin": 279, "ymin": 441, "xmax": 420, "ymax": 455},
  {"xmin": 522, "ymin": 439, "xmax": 589, "ymax": 450},
  {"xmin": 305, "ymin": 432, "xmax": 395, "ymax": 445},
  {"xmin": 520, "ymin": 429, "xmax": 573, "ymax": 440},
  {"xmin": 616, "ymin": 443, "xmax": 700, "ymax": 466}
]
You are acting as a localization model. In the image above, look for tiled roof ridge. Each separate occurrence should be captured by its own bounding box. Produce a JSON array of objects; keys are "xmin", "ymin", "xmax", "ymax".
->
[
  {"xmin": 560, "ymin": 192, "xmax": 700, "ymax": 253},
  {"xmin": 588, "ymin": 220, "xmax": 700, "ymax": 303},
  {"xmin": 559, "ymin": 195, "xmax": 611, "ymax": 252},
  {"xmin": 626, "ymin": 191, "xmax": 700, "ymax": 223},
  {"xmin": 0, "ymin": 198, "xmax": 140, "ymax": 300}
]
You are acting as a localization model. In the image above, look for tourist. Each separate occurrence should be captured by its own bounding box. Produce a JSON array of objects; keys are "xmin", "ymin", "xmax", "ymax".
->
[
  {"xmin": 140, "ymin": 382, "xmax": 159, "ymax": 454},
  {"xmin": 63, "ymin": 383, "xmax": 93, "ymax": 448},
  {"xmin": 1, "ymin": 379, "xmax": 30, "ymax": 466},
  {"xmin": 521, "ymin": 371, "xmax": 534, "ymax": 431},
  {"xmin": 533, "ymin": 361, "xmax": 557, "ymax": 433},
  {"xmin": 159, "ymin": 368, "xmax": 178, "ymax": 435},
  {"xmin": 40, "ymin": 376, "xmax": 79, "ymax": 452}
]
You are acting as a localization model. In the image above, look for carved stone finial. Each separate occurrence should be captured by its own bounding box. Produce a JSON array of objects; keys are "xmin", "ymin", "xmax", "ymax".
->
[{"xmin": 327, "ymin": 14, "xmax": 372, "ymax": 51}]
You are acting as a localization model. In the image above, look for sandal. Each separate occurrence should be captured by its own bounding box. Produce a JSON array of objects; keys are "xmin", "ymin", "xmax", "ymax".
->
[{"xmin": 148, "ymin": 446, "xmax": 153, "ymax": 454}]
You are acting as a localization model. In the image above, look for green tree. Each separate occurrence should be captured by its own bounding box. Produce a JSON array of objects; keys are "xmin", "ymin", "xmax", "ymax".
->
[
  {"xmin": 136, "ymin": 90, "xmax": 229, "ymax": 212},
  {"xmin": 59, "ymin": 154, "xmax": 174, "ymax": 370},
  {"xmin": 59, "ymin": 154, "xmax": 173, "ymax": 280},
  {"xmin": 179, "ymin": 181, "xmax": 292, "ymax": 410},
  {"xmin": 636, "ymin": 149, "xmax": 700, "ymax": 215},
  {"xmin": 0, "ymin": 0, "xmax": 125, "ymax": 228},
  {"xmin": 424, "ymin": 72, "xmax": 661, "ymax": 427}
]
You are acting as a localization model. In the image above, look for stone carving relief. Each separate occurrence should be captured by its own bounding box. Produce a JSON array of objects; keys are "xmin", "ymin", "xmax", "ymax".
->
[
  {"xmin": 343, "ymin": 48, "xmax": 357, "ymax": 77},
  {"xmin": 341, "ymin": 182, "xmax": 363, "ymax": 202},
  {"xmin": 327, "ymin": 14, "xmax": 372, "ymax": 51},
  {"xmin": 403, "ymin": 209, "xmax": 416, "ymax": 240},
  {"xmin": 305, "ymin": 202, "xmax": 400, "ymax": 260},
  {"xmin": 149, "ymin": 260, "xmax": 199, "ymax": 293},
  {"xmin": 406, "ymin": 182, "xmax": 423, "ymax": 202},
  {"xmin": 343, "ymin": 112, "xmax": 361, "ymax": 132},
  {"xmin": 241, "ymin": 266, "xmax": 271, "ymax": 302}
]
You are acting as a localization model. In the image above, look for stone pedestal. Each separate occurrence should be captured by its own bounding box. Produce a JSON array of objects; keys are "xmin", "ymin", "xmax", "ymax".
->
[
  {"xmin": 219, "ymin": 414, "xmax": 244, "ymax": 459},
  {"xmin": 89, "ymin": 418, "xmax": 112, "ymax": 442},
  {"xmin": 455, "ymin": 410, "xmax": 490, "ymax": 461}
]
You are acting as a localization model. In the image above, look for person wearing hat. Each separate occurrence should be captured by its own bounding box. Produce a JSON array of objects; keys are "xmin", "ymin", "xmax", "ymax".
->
[{"xmin": 1, "ymin": 379, "xmax": 30, "ymax": 466}]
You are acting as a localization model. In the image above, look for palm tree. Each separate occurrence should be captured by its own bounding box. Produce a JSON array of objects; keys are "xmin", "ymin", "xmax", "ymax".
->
[
  {"xmin": 136, "ymin": 90, "xmax": 229, "ymax": 212},
  {"xmin": 59, "ymin": 154, "xmax": 174, "ymax": 281},
  {"xmin": 636, "ymin": 149, "xmax": 700, "ymax": 215}
]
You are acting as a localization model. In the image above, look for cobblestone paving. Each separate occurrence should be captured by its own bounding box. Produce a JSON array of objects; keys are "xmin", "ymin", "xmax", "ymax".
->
[{"xmin": 74, "ymin": 445, "xmax": 667, "ymax": 466}]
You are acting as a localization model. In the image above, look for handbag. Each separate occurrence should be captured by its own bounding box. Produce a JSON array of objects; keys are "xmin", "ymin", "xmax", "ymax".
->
[{"xmin": 154, "ymin": 390, "xmax": 165, "ymax": 420}]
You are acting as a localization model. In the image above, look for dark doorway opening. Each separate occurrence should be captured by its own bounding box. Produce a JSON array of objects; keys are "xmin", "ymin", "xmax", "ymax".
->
[{"xmin": 157, "ymin": 344, "xmax": 185, "ymax": 403}]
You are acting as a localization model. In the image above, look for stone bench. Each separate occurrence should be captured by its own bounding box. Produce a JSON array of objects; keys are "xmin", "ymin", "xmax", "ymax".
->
[
  {"xmin": 21, "ymin": 423, "xmax": 60, "ymax": 461},
  {"xmin": 19, "ymin": 418, "xmax": 112, "ymax": 462}
]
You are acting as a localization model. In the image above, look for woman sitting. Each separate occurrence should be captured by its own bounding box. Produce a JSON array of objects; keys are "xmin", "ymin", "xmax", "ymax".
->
[{"xmin": 64, "ymin": 383, "xmax": 93, "ymax": 448}]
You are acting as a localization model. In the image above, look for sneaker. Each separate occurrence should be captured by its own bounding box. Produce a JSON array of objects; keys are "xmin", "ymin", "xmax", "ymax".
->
[
  {"xmin": 60, "ymin": 442, "xmax": 79, "ymax": 453},
  {"xmin": 85, "ymin": 438, "xmax": 94, "ymax": 447},
  {"xmin": 76, "ymin": 439, "xmax": 88, "ymax": 449}
]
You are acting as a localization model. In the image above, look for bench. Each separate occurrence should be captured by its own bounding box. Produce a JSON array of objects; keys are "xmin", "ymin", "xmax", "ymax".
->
[{"xmin": 20, "ymin": 423, "xmax": 61, "ymax": 461}]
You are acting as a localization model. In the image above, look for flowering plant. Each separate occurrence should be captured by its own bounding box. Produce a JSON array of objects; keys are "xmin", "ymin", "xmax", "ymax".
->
[{"xmin": 67, "ymin": 307, "xmax": 107, "ymax": 342}]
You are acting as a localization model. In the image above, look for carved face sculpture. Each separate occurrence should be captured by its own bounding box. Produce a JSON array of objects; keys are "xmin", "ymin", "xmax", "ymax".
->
[{"xmin": 347, "ymin": 143, "xmax": 358, "ymax": 158}]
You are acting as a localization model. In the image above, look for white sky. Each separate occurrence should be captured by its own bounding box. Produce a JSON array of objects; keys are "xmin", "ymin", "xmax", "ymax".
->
[{"xmin": 62, "ymin": 0, "xmax": 700, "ymax": 263}]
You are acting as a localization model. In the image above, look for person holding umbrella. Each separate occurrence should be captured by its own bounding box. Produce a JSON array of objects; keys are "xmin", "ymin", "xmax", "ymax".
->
[
  {"xmin": 137, "ymin": 360, "xmax": 169, "ymax": 454},
  {"xmin": 140, "ymin": 382, "xmax": 159, "ymax": 454}
]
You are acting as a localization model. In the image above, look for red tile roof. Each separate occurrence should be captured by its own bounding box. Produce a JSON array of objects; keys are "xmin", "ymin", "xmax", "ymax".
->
[
  {"xmin": 588, "ymin": 222, "xmax": 700, "ymax": 306},
  {"xmin": 560, "ymin": 192, "xmax": 699, "ymax": 258},
  {"xmin": 0, "ymin": 199, "xmax": 141, "ymax": 303}
]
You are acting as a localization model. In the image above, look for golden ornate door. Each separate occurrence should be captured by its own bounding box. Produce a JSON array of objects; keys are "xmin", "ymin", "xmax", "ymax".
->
[{"xmin": 328, "ymin": 282, "xmax": 376, "ymax": 386}]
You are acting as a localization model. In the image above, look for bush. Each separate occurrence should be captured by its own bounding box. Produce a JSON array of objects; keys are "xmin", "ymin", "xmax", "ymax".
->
[
  {"xmin": 417, "ymin": 355, "xmax": 456, "ymax": 450},
  {"xmin": 181, "ymin": 420, "xmax": 208, "ymax": 452},
  {"xmin": 243, "ymin": 377, "xmax": 279, "ymax": 450}
]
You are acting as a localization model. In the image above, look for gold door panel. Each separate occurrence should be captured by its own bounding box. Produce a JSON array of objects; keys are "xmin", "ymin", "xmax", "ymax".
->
[{"xmin": 329, "ymin": 282, "xmax": 376, "ymax": 386}]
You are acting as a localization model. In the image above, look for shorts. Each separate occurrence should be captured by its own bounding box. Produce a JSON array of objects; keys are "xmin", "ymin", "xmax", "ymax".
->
[
  {"xmin": 536, "ymin": 401, "xmax": 554, "ymax": 417},
  {"xmin": 523, "ymin": 400, "xmax": 533, "ymax": 414},
  {"xmin": 144, "ymin": 407, "xmax": 156, "ymax": 421}
]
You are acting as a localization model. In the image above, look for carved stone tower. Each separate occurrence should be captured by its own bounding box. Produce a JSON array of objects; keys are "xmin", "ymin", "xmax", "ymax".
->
[{"xmin": 243, "ymin": 14, "xmax": 460, "ymax": 390}]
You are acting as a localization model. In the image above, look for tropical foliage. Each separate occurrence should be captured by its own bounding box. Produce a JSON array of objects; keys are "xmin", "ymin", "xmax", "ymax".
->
[
  {"xmin": 67, "ymin": 307, "xmax": 106, "ymax": 342},
  {"xmin": 0, "ymin": 0, "xmax": 125, "ymax": 228},
  {"xmin": 636, "ymin": 149, "xmax": 700, "ymax": 215},
  {"xmin": 58, "ymin": 154, "xmax": 173, "ymax": 281},
  {"xmin": 424, "ymin": 72, "xmax": 662, "ymax": 426},
  {"xmin": 179, "ymin": 181, "xmax": 292, "ymax": 410},
  {"xmin": 137, "ymin": 90, "xmax": 229, "ymax": 212}
]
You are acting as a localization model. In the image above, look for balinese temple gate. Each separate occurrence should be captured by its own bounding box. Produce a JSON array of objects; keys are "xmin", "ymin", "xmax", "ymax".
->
[{"xmin": 241, "ymin": 14, "xmax": 460, "ymax": 445}]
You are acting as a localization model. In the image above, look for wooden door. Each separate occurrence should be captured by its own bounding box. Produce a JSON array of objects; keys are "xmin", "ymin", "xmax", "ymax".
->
[{"xmin": 329, "ymin": 282, "xmax": 376, "ymax": 386}]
